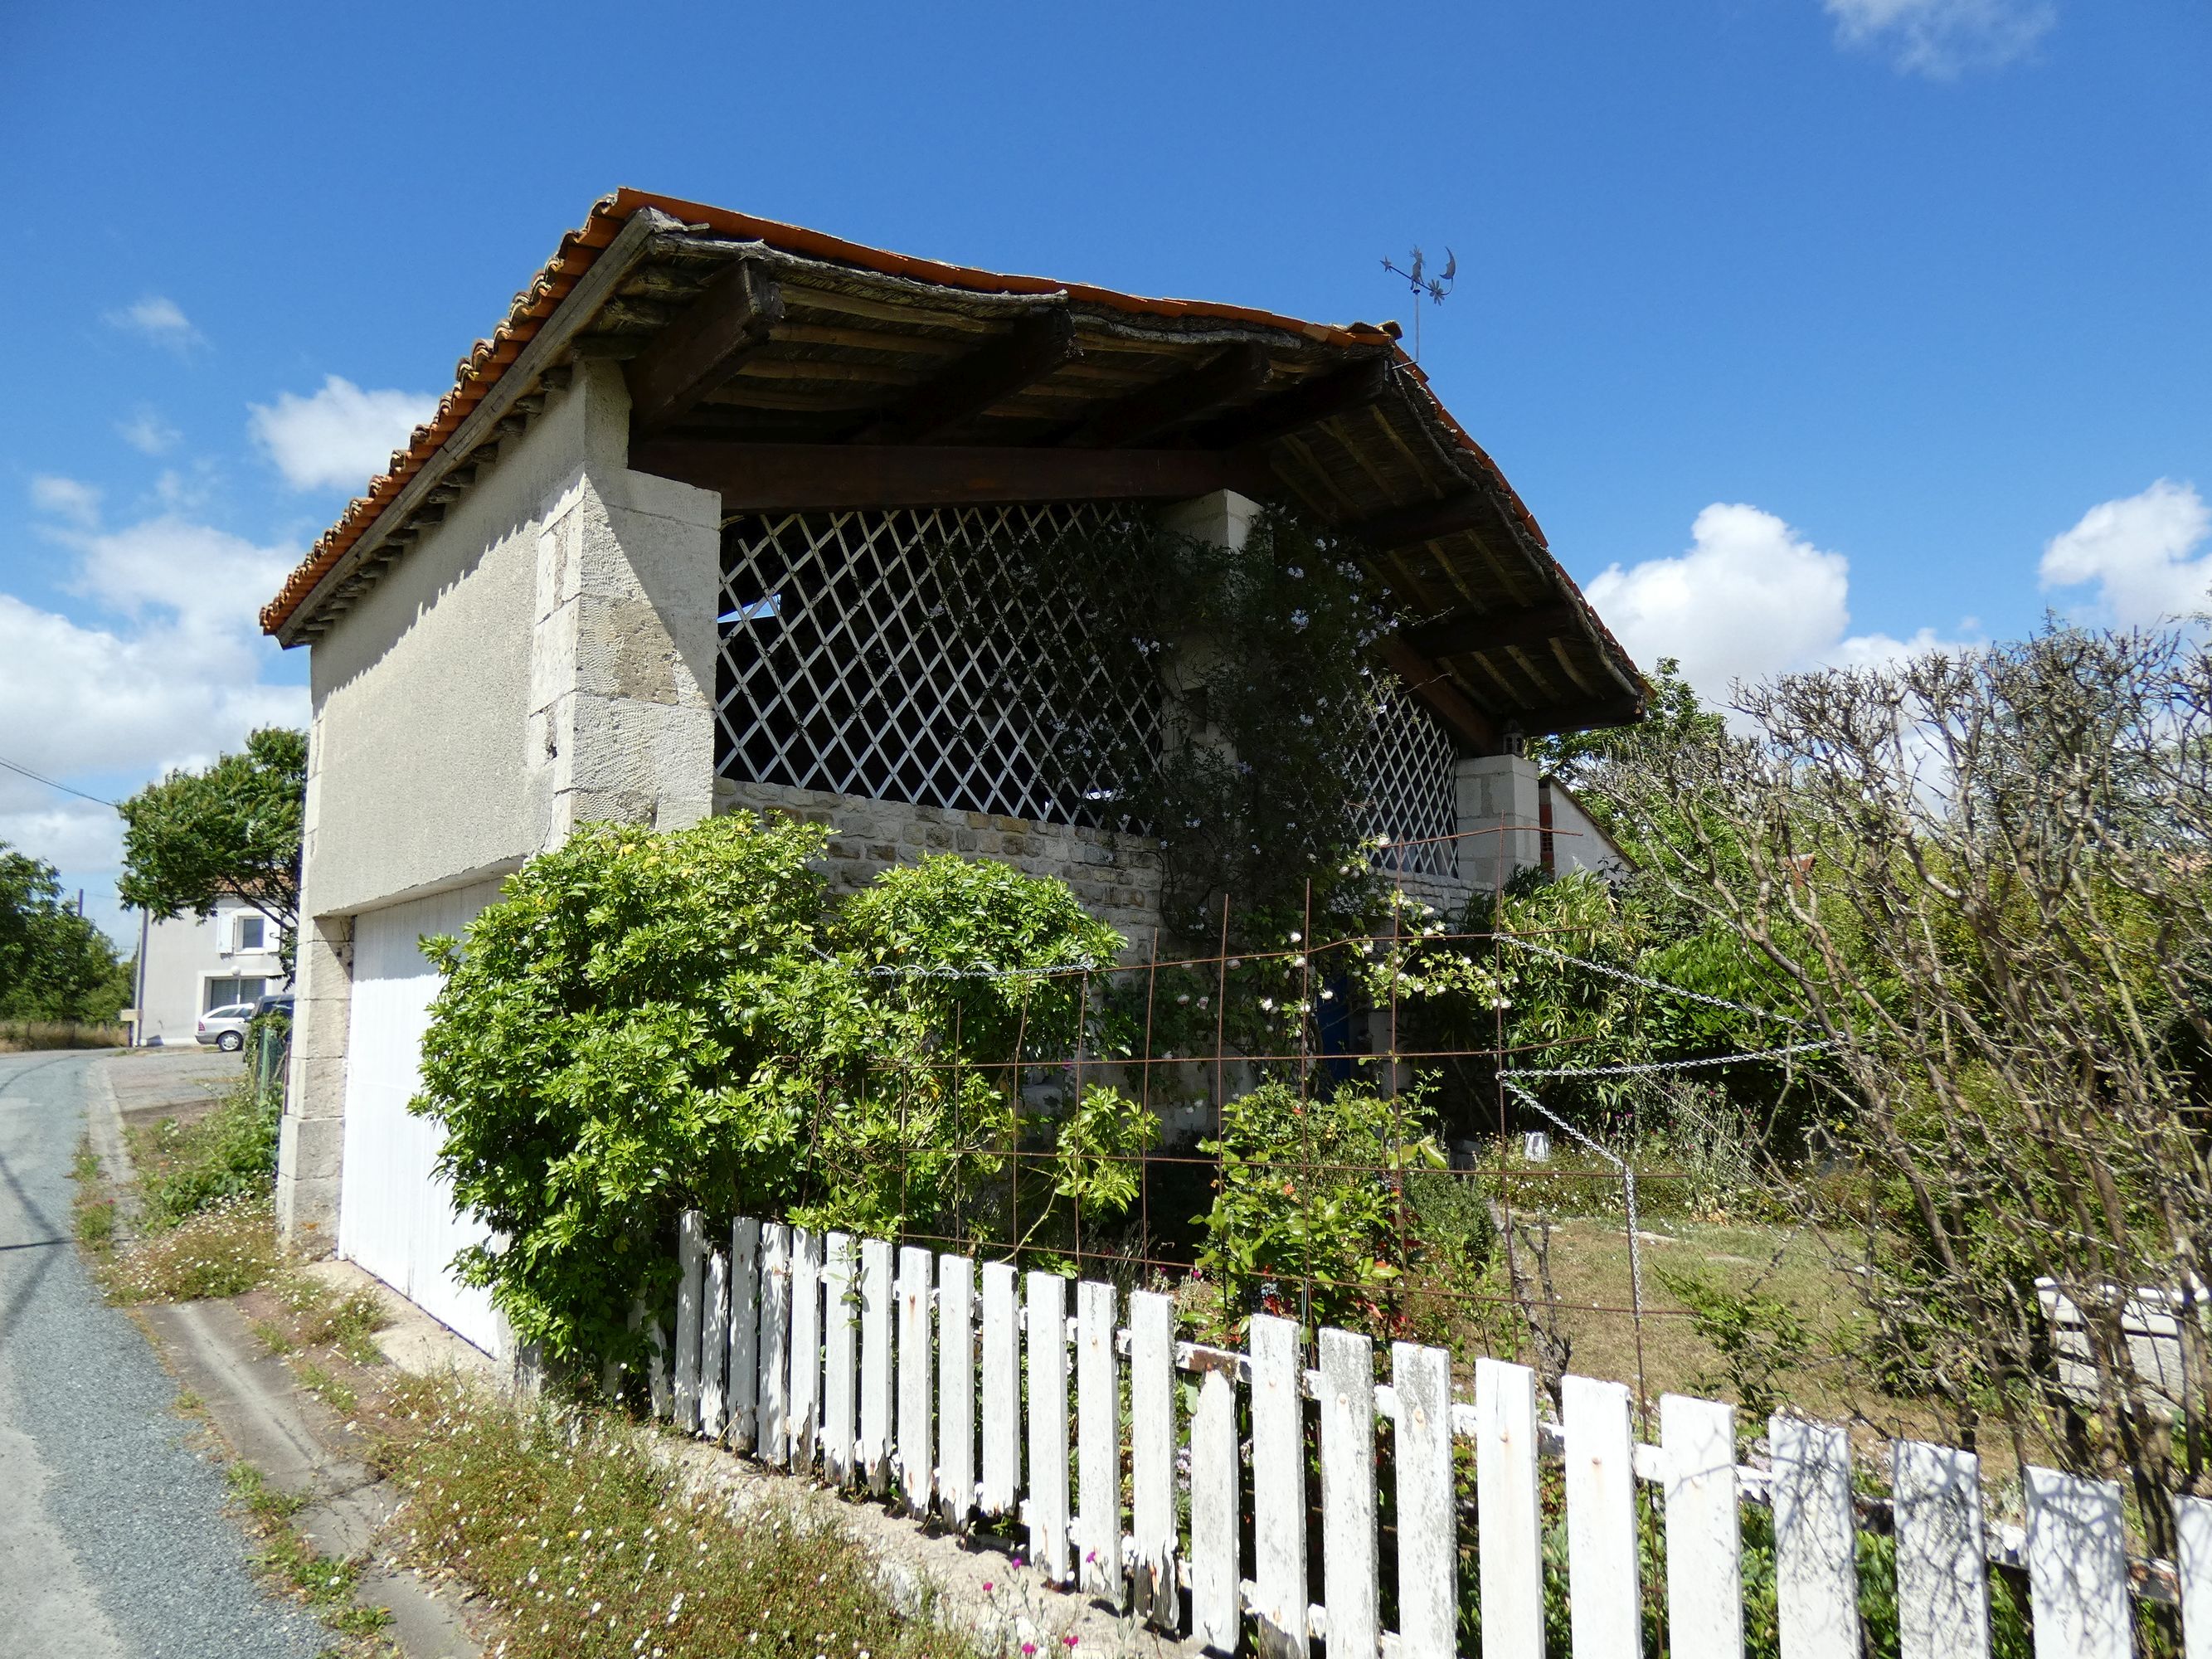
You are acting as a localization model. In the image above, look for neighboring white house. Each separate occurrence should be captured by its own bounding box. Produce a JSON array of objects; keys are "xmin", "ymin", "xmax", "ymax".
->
[
  {"xmin": 257, "ymin": 191, "xmax": 1648, "ymax": 1358},
  {"xmin": 131, "ymin": 895, "xmax": 288, "ymax": 1045}
]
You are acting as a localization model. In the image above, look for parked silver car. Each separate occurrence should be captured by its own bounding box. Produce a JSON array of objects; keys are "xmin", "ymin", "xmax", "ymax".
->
[{"xmin": 195, "ymin": 1002, "xmax": 256, "ymax": 1051}]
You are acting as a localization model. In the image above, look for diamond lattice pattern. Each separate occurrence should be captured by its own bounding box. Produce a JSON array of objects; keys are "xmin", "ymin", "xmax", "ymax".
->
[
  {"xmin": 717, "ymin": 505, "xmax": 1161, "ymax": 828},
  {"xmin": 717, "ymin": 507, "xmax": 1464, "ymax": 867},
  {"xmin": 1363, "ymin": 685, "xmax": 1461, "ymax": 878}
]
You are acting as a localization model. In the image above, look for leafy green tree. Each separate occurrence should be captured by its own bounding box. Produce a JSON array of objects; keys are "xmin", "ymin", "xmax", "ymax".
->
[
  {"xmin": 118, "ymin": 728, "xmax": 305, "ymax": 971},
  {"xmin": 0, "ymin": 844, "xmax": 130, "ymax": 1019}
]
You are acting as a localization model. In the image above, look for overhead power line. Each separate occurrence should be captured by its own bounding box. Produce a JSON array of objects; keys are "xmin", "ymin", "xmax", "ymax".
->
[{"xmin": 0, "ymin": 753, "xmax": 119, "ymax": 810}]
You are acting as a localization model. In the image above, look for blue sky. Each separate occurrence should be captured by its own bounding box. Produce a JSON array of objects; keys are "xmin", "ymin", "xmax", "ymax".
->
[{"xmin": 2, "ymin": 0, "xmax": 2206, "ymax": 945}]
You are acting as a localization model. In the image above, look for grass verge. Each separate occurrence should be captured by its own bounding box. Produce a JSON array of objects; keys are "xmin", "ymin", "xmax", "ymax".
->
[
  {"xmin": 71, "ymin": 1136, "xmax": 119, "ymax": 1258},
  {"xmin": 226, "ymin": 1464, "xmax": 397, "ymax": 1650},
  {"xmin": 372, "ymin": 1374, "xmax": 978, "ymax": 1659},
  {"xmin": 128, "ymin": 1069, "xmax": 280, "ymax": 1231}
]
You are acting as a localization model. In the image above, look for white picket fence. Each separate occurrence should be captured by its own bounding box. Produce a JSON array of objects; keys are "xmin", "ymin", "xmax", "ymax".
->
[{"xmin": 651, "ymin": 1212, "xmax": 2212, "ymax": 1658}]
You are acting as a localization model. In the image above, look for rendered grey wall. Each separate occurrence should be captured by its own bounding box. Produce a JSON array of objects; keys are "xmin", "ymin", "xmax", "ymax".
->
[{"xmin": 278, "ymin": 359, "xmax": 721, "ymax": 1247}]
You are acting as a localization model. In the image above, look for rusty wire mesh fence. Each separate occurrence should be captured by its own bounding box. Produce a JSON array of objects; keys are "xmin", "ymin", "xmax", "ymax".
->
[{"xmin": 764, "ymin": 821, "xmax": 1839, "ymax": 1425}]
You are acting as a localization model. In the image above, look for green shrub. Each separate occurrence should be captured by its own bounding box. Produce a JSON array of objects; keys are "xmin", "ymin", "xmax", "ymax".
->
[
  {"xmin": 134, "ymin": 1072, "xmax": 280, "ymax": 1230},
  {"xmin": 416, "ymin": 816, "xmax": 1135, "ymax": 1376},
  {"xmin": 1195, "ymin": 1078, "xmax": 1446, "ymax": 1333}
]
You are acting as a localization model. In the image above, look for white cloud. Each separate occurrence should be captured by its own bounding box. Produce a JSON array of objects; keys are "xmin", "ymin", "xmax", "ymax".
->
[
  {"xmin": 0, "ymin": 507, "xmax": 307, "ymax": 922},
  {"xmin": 31, "ymin": 474, "xmax": 102, "ymax": 527},
  {"xmin": 2039, "ymin": 479, "xmax": 2212, "ymax": 629},
  {"xmin": 1587, "ymin": 502, "xmax": 1976, "ymax": 708},
  {"xmin": 105, "ymin": 294, "xmax": 203, "ymax": 352},
  {"xmin": 250, "ymin": 375, "xmax": 436, "ymax": 493},
  {"xmin": 117, "ymin": 407, "xmax": 182, "ymax": 455},
  {"xmin": 1824, "ymin": 0, "xmax": 2056, "ymax": 77}
]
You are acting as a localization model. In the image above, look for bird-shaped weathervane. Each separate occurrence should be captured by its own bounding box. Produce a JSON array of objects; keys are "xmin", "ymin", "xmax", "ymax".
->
[{"xmin": 1379, "ymin": 246, "xmax": 1456, "ymax": 362}]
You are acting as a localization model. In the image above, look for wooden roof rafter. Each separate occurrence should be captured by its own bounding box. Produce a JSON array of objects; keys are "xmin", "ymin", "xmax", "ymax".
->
[{"xmin": 263, "ymin": 189, "xmax": 1648, "ymax": 747}]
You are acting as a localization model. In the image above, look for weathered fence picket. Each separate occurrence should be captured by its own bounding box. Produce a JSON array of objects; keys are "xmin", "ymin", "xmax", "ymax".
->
[
  {"xmin": 1476, "ymin": 1357, "xmax": 1544, "ymax": 1659},
  {"xmin": 820, "ymin": 1231, "xmax": 855, "ymax": 1484},
  {"xmin": 728, "ymin": 1218, "xmax": 761, "ymax": 1451},
  {"xmin": 1664, "ymin": 1392, "xmax": 1743, "ymax": 1659},
  {"xmin": 937, "ymin": 1253, "xmax": 975, "ymax": 1530},
  {"xmin": 1894, "ymin": 1440, "xmax": 1991, "ymax": 1659},
  {"xmin": 1393, "ymin": 1342, "xmax": 1457, "ymax": 1659},
  {"xmin": 896, "ymin": 1245, "xmax": 933, "ymax": 1514},
  {"xmin": 651, "ymin": 1215, "xmax": 2210, "ymax": 1659},
  {"xmin": 1772, "ymin": 1416, "xmax": 1860, "ymax": 1659},
  {"xmin": 858, "ymin": 1236, "xmax": 892, "ymax": 1494},
  {"xmin": 1318, "ymin": 1328, "xmax": 1378, "ymax": 1659},
  {"xmin": 758, "ymin": 1222, "xmax": 790, "ymax": 1467},
  {"xmin": 1189, "ymin": 1365, "xmax": 1240, "ymax": 1654},
  {"xmin": 2180, "ymin": 1494, "xmax": 2212, "ymax": 1659},
  {"xmin": 1025, "ymin": 1270, "xmax": 1072, "ymax": 1584},
  {"xmin": 1250, "ymin": 1313, "xmax": 1308, "ymax": 1659},
  {"xmin": 979, "ymin": 1260, "xmax": 1018, "ymax": 1517},
  {"xmin": 673, "ymin": 1209, "xmax": 705, "ymax": 1433},
  {"xmin": 1130, "ymin": 1290, "xmax": 1177, "ymax": 1628},
  {"xmin": 2025, "ymin": 1466, "xmax": 2130, "ymax": 1659},
  {"xmin": 1561, "ymin": 1373, "xmax": 1640, "ymax": 1659},
  {"xmin": 1077, "ymin": 1280, "xmax": 1121, "ymax": 1600},
  {"xmin": 788, "ymin": 1228, "xmax": 822, "ymax": 1467},
  {"xmin": 700, "ymin": 1247, "xmax": 730, "ymax": 1441}
]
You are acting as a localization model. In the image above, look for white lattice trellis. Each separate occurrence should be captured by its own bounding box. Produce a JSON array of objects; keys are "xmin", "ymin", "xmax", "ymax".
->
[
  {"xmin": 717, "ymin": 505, "xmax": 1160, "ymax": 828},
  {"xmin": 718, "ymin": 506, "xmax": 1463, "ymax": 870},
  {"xmin": 1363, "ymin": 685, "xmax": 1461, "ymax": 879}
]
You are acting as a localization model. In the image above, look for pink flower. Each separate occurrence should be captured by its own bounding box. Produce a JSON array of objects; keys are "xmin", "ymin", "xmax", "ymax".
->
[
  {"xmin": 1062, "ymin": 1638, "xmax": 1079, "ymax": 1648},
  {"xmin": 983, "ymin": 1583, "xmax": 994, "ymax": 1593},
  {"xmin": 1023, "ymin": 1645, "xmax": 1037, "ymax": 1656}
]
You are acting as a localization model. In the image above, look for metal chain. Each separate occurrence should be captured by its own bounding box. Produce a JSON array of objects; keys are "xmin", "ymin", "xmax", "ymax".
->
[
  {"xmin": 1498, "ymin": 934, "xmax": 1811, "ymax": 1027},
  {"xmin": 1503, "ymin": 1039, "xmax": 1833, "ymax": 1081}
]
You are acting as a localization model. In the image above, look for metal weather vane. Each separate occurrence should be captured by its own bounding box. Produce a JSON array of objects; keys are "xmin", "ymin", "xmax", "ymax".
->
[{"xmin": 1379, "ymin": 245, "xmax": 1456, "ymax": 362}]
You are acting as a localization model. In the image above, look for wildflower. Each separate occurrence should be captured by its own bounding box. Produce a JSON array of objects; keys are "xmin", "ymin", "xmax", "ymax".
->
[
  {"xmin": 1064, "ymin": 1638, "xmax": 1081, "ymax": 1648},
  {"xmin": 983, "ymin": 1583, "xmax": 994, "ymax": 1593}
]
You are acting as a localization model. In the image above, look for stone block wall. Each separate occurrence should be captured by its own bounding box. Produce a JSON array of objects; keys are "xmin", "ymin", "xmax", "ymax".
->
[{"xmin": 712, "ymin": 777, "xmax": 1165, "ymax": 951}]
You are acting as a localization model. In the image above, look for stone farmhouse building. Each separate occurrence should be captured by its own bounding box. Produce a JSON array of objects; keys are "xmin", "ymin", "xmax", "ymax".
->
[{"xmin": 260, "ymin": 190, "xmax": 1643, "ymax": 1356}]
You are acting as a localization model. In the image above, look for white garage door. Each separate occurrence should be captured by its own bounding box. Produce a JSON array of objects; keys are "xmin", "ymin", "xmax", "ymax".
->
[{"xmin": 338, "ymin": 883, "xmax": 504, "ymax": 1357}]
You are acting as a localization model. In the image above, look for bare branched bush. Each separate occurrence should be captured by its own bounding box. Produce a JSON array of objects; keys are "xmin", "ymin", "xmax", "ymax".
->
[{"xmin": 1595, "ymin": 623, "xmax": 2212, "ymax": 1548}]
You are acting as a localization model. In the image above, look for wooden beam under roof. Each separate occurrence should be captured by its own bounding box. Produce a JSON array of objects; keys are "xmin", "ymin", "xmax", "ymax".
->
[
  {"xmin": 1059, "ymin": 343, "xmax": 1271, "ymax": 449},
  {"xmin": 1400, "ymin": 599, "xmax": 1580, "ymax": 661},
  {"xmin": 1515, "ymin": 693, "xmax": 1646, "ymax": 738},
  {"xmin": 1190, "ymin": 355, "xmax": 1390, "ymax": 449},
  {"xmin": 624, "ymin": 260, "xmax": 785, "ymax": 432},
  {"xmin": 848, "ymin": 308, "xmax": 1081, "ymax": 444},
  {"xmin": 1350, "ymin": 484, "xmax": 1514, "ymax": 552},
  {"xmin": 630, "ymin": 439, "xmax": 1270, "ymax": 512},
  {"xmin": 1376, "ymin": 636, "xmax": 1500, "ymax": 754}
]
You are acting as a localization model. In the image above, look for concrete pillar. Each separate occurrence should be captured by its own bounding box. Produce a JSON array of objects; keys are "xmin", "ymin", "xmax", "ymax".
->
[
  {"xmin": 275, "ymin": 360, "xmax": 721, "ymax": 1252},
  {"xmin": 1456, "ymin": 752, "xmax": 1544, "ymax": 887},
  {"xmin": 275, "ymin": 910, "xmax": 351, "ymax": 1251},
  {"xmin": 529, "ymin": 359, "xmax": 721, "ymax": 844},
  {"xmin": 1159, "ymin": 488, "xmax": 1260, "ymax": 554}
]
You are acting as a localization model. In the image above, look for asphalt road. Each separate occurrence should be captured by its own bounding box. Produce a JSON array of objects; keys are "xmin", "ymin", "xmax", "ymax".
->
[{"xmin": 0, "ymin": 1048, "xmax": 328, "ymax": 1658}]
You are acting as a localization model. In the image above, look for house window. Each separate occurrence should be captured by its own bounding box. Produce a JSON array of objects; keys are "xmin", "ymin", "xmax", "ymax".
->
[
  {"xmin": 235, "ymin": 913, "xmax": 265, "ymax": 952},
  {"xmin": 716, "ymin": 504, "xmax": 1162, "ymax": 829},
  {"xmin": 205, "ymin": 976, "xmax": 266, "ymax": 1012}
]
